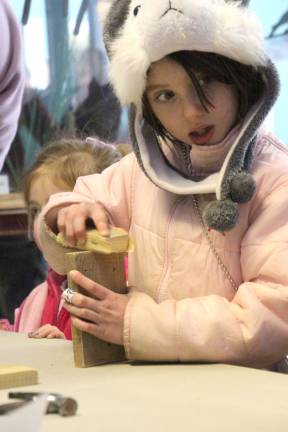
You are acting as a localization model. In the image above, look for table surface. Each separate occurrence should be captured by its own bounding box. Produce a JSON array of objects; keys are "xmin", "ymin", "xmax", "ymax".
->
[{"xmin": 1, "ymin": 332, "xmax": 288, "ymax": 432}]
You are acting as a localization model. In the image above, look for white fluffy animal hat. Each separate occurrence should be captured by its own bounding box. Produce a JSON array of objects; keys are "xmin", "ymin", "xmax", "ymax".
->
[{"xmin": 104, "ymin": 0, "xmax": 279, "ymax": 232}]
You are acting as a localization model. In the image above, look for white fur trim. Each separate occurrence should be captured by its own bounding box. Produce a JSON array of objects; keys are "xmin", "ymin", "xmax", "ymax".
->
[
  {"xmin": 108, "ymin": 0, "xmax": 266, "ymax": 105},
  {"xmin": 110, "ymin": 27, "xmax": 150, "ymax": 105}
]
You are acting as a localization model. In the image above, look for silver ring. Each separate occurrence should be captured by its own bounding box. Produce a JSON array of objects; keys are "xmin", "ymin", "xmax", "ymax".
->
[{"xmin": 62, "ymin": 288, "xmax": 75, "ymax": 304}]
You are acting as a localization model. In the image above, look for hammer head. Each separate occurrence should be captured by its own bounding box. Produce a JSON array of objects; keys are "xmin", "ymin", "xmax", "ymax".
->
[{"xmin": 8, "ymin": 392, "xmax": 78, "ymax": 417}]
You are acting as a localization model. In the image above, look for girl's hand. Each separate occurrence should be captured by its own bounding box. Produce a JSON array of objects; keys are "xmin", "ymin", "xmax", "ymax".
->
[
  {"xmin": 57, "ymin": 201, "xmax": 110, "ymax": 246},
  {"xmin": 28, "ymin": 324, "xmax": 66, "ymax": 339},
  {"xmin": 63, "ymin": 270, "xmax": 129, "ymax": 345}
]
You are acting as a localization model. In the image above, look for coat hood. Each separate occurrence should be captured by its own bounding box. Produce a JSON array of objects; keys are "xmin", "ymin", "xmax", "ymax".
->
[{"xmin": 104, "ymin": 0, "xmax": 280, "ymax": 231}]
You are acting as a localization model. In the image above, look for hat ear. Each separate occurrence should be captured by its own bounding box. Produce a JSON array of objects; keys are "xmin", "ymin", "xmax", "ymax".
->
[{"xmin": 103, "ymin": 0, "xmax": 132, "ymax": 56}]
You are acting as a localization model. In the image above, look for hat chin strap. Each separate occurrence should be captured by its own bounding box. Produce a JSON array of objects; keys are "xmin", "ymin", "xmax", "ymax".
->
[
  {"xmin": 133, "ymin": 105, "xmax": 219, "ymax": 196},
  {"xmin": 129, "ymin": 94, "xmax": 262, "ymax": 232}
]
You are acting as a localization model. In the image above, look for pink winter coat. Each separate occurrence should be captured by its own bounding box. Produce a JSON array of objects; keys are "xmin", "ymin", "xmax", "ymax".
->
[
  {"xmin": 37, "ymin": 132, "xmax": 288, "ymax": 369},
  {"xmin": 0, "ymin": 269, "xmax": 71, "ymax": 339}
]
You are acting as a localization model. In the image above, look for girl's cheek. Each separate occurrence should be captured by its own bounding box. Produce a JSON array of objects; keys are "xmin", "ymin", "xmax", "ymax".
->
[{"xmin": 32, "ymin": 213, "xmax": 43, "ymax": 252}]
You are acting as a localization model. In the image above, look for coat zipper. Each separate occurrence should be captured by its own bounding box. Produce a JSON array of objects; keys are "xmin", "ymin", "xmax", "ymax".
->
[{"xmin": 156, "ymin": 197, "xmax": 185, "ymax": 303}]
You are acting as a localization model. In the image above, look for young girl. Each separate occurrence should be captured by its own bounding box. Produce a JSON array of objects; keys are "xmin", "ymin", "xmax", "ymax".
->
[
  {"xmin": 37, "ymin": 0, "xmax": 288, "ymax": 370},
  {"xmin": 0, "ymin": 137, "xmax": 122, "ymax": 339}
]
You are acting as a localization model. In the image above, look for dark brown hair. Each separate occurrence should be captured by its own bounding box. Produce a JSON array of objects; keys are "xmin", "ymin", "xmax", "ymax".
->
[{"xmin": 143, "ymin": 51, "xmax": 265, "ymax": 140}]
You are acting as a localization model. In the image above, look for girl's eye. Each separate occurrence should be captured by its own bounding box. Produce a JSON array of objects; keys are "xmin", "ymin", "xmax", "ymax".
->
[
  {"xmin": 27, "ymin": 205, "xmax": 41, "ymax": 240},
  {"xmin": 133, "ymin": 5, "xmax": 141, "ymax": 16},
  {"xmin": 29, "ymin": 206, "xmax": 41, "ymax": 219},
  {"xmin": 156, "ymin": 90, "xmax": 175, "ymax": 102}
]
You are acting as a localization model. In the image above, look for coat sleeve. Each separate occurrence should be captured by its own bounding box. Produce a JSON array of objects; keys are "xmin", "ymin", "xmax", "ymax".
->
[
  {"xmin": 14, "ymin": 282, "xmax": 49, "ymax": 334},
  {"xmin": 35, "ymin": 155, "xmax": 136, "ymax": 274},
  {"xmin": 0, "ymin": 282, "xmax": 48, "ymax": 333},
  {"xmin": 123, "ymin": 178, "xmax": 288, "ymax": 368}
]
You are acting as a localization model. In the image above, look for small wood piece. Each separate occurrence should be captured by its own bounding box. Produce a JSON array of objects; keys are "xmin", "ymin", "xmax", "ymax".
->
[
  {"xmin": 66, "ymin": 251, "xmax": 126, "ymax": 367},
  {"xmin": 0, "ymin": 365, "xmax": 38, "ymax": 390},
  {"xmin": 57, "ymin": 227, "xmax": 132, "ymax": 254}
]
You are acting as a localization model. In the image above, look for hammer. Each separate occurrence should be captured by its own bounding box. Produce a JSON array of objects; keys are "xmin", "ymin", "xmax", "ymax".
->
[{"xmin": 8, "ymin": 392, "xmax": 78, "ymax": 416}]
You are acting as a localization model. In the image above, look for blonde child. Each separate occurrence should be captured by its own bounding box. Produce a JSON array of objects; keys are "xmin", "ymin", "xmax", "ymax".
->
[
  {"xmin": 37, "ymin": 0, "xmax": 288, "ymax": 370},
  {"xmin": 0, "ymin": 137, "xmax": 121, "ymax": 339}
]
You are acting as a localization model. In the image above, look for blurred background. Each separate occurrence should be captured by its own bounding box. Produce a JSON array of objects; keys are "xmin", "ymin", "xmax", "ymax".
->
[
  {"xmin": 250, "ymin": 0, "xmax": 287, "ymax": 145},
  {"xmin": 5, "ymin": 0, "xmax": 128, "ymax": 191}
]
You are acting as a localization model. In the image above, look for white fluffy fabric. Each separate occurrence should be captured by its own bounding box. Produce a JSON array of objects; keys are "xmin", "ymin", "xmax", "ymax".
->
[{"xmin": 109, "ymin": 0, "xmax": 266, "ymax": 105}]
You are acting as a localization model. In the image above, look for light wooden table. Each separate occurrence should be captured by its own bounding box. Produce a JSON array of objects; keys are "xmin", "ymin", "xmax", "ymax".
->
[{"xmin": 1, "ymin": 332, "xmax": 288, "ymax": 431}]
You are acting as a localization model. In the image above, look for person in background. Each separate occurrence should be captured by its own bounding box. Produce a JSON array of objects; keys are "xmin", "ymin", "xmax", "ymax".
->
[
  {"xmin": 0, "ymin": 137, "xmax": 122, "ymax": 339},
  {"xmin": 36, "ymin": 0, "xmax": 288, "ymax": 371},
  {"xmin": 115, "ymin": 142, "xmax": 133, "ymax": 158},
  {"xmin": 0, "ymin": 0, "xmax": 24, "ymax": 171}
]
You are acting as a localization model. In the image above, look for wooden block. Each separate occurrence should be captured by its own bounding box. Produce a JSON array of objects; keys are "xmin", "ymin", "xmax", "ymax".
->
[
  {"xmin": 57, "ymin": 227, "xmax": 132, "ymax": 254},
  {"xmin": 66, "ymin": 251, "xmax": 126, "ymax": 367},
  {"xmin": 0, "ymin": 365, "xmax": 38, "ymax": 390}
]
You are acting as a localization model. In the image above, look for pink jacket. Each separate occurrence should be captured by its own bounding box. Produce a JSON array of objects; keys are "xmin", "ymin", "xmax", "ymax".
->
[
  {"xmin": 37, "ymin": 132, "xmax": 288, "ymax": 368},
  {"xmin": 0, "ymin": 269, "xmax": 71, "ymax": 339}
]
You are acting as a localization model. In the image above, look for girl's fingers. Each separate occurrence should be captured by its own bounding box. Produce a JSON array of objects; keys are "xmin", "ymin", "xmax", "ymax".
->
[
  {"xmin": 71, "ymin": 214, "xmax": 89, "ymax": 244},
  {"xmin": 28, "ymin": 324, "xmax": 55, "ymax": 338},
  {"xmin": 58, "ymin": 204, "xmax": 89, "ymax": 245},
  {"xmin": 69, "ymin": 270, "xmax": 109, "ymax": 300},
  {"xmin": 57, "ymin": 202, "xmax": 111, "ymax": 245},
  {"xmin": 64, "ymin": 214, "xmax": 86, "ymax": 246},
  {"xmin": 62, "ymin": 287, "xmax": 100, "ymax": 310},
  {"xmin": 68, "ymin": 202, "xmax": 95, "ymax": 242},
  {"xmin": 71, "ymin": 316, "xmax": 100, "ymax": 338},
  {"xmin": 47, "ymin": 330, "xmax": 65, "ymax": 339},
  {"xmin": 57, "ymin": 207, "xmax": 69, "ymax": 234},
  {"xmin": 36, "ymin": 326, "xmax": 51, "ymax": 338},
  {"xmin": 64, "ymin": 303, "xmax": 101, "ymax": 324},
  {"xmin": 57, "ymin": 207, "xmax": 77, "ymax": 245},
  {"xmin": 91, "ymin": 202, "xmax": 111, "ymax": 236},
  {"xmin": 46, "ymin": 206, "xmax": 65, "ymax": 233}
]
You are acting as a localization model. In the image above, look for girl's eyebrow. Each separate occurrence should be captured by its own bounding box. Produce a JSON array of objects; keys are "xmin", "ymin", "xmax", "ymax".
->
[{"xmin": 146, "ymin": 84, "xmax": 169, "ymax": 92}]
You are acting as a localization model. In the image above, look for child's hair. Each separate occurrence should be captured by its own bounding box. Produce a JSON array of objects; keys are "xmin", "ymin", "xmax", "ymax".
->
[
  {"xmin": 143, "ymin": 50, "xmax": 265, "ymax": 140},
  {"xmin": 22, "ymin": 138, "xmax": 122, "ymax": 203},
  {"xmin": 115, "ymin": 142, "xmax": 133, "ymax": 157}
]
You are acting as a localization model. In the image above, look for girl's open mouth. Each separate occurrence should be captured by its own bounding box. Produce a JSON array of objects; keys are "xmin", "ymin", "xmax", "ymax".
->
[{"xmin": 189, "ymin": 126, "xmax": 215, "ymax": 145}]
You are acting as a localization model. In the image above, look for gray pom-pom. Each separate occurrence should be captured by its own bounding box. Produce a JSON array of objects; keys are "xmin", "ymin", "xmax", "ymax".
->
[
  {"xmin": 203, "ymin": 199, "xmax": 239, "ymax": 232},
  {"xmin": 230, "ymin": 172, "xmax": 256, "ymax": 203}
]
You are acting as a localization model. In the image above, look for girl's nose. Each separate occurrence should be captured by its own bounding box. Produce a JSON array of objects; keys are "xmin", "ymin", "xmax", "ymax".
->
[{"xmin": 182, "ymin": 90, "xmax": 204, "ymax": 120}]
